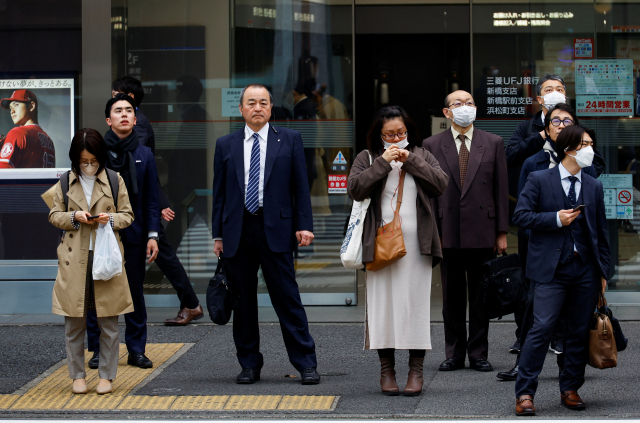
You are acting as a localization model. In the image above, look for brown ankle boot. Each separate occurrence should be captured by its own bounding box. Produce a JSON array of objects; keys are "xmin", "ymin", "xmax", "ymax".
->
[
  {"xmin": 404, "ymin": 356, "xmax": 424, "ymax": 396},
  {"xmin": 379, "ymin": 357, "xmax": 399, "ymax": 396}
]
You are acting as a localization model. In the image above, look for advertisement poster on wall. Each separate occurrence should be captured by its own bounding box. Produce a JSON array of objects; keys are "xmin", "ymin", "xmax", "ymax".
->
[
  {"xmin": 0, "ymin": 78, "xmax": 74, "ymax": 171},
  {"xmin": 575, "ymin": 59, "xmax": 635, "ymax": 116}
]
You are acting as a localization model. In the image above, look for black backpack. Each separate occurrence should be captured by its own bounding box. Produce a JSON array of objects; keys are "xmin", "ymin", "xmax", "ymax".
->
[
  {"xmin": 477, "ymin": 253, "xmax": 528, "ymax": 320},
  {"xmin": 60, "ymin": 169, "xmax": 119, "ymax": 212}
]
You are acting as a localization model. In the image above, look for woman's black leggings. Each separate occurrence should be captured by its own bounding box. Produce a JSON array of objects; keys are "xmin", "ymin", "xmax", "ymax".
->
[{"xmin": 377, "ymin": 348, "xmax": 425, "ymax": 359}]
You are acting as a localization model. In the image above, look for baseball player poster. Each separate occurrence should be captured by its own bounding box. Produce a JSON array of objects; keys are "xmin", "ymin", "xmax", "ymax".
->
[{"xmin": 0, "ymin": 78, "xmax": 74, "ymax": 171}]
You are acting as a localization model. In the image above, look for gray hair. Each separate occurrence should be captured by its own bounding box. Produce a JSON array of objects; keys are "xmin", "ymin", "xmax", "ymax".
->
[
  {"xmin": 239, "ymin": 84, "xmax": 273, "ymax": 105},
  {"xmin": 536, "ymin": 74, "xmax": 565, "ymax": 97}
]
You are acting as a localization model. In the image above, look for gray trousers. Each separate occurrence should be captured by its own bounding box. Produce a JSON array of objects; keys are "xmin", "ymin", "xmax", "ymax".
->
[{"xmin": 65, "ymin": 315, "xmax": 119, "ymax": 380}]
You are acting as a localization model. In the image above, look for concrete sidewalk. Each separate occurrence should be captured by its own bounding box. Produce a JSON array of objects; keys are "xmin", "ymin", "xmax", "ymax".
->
[{"xmin": 0, "ymin": 321, "xmax": 638, "ymax": 419}]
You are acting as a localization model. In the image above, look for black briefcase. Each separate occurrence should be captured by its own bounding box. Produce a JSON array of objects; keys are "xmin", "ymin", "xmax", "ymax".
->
[
  {"xmin": 206, "ymin": 255, "xmax": 238, "ymax": 325},
  {"xmin": 478, "ymin": 253, "xmax": 528, "ymax": 320}
]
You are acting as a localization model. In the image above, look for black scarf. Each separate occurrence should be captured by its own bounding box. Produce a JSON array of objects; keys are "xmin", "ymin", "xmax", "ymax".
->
[{"xmin": 104, "ymin": 129, "xmax": 139, "ymax": 196}]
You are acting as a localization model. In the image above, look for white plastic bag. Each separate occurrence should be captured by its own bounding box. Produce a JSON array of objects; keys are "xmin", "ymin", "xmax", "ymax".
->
[
  {"xmin": 340, "ymin": 151, "xmax": 372, "ymax": 269},
  {"xmin": 93, "ymin": 223, "xmax": 123, "ymax": 281}
]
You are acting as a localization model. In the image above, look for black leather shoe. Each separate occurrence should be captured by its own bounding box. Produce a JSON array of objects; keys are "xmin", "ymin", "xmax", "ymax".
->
[
  {"xmin": 469, "ymin": 359, "xmax": 493, "ymax": 372},
  {"xmin": 127, "ymin": 353, "xmax": 153, "ymax": 368},
  {"xmin": 88, "ymin": 351, "xmax": 99, "ymax": 370},
  {"xmin": 549, "ymin": 340, "xmax": 564, "ymax": 355},
  {"xmin": 300, "ymin": 367, "xmax": 321, "ymax": 385},
  {"xmin": 509, "ymin": 341, "xmax": 521, "ymax": 354},
  {"xmin": 438, "ymin": 358, "xmax": 465, "ymax": 371},
  {"xmin": 497, "ymin": 365, "xmax": 518, "ymax": 381},
  {"xmin": 237, "ymin": 368, "xmax": 261, "ymax": 384}
]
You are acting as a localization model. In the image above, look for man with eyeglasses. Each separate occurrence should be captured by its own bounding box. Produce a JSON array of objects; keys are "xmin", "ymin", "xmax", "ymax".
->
[{"xmin": 423, "ymin": 90, "xmax": 509, "ymax": 373}]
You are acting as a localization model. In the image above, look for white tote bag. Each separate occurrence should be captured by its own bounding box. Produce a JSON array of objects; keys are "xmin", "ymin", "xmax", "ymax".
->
[
  {"xmin": 341, "ymin": 151, "xmax": 372, "ymax": 269},
  {"xmin": 93, "ymin": 223, "xmax": 123, "ymax": 281}
]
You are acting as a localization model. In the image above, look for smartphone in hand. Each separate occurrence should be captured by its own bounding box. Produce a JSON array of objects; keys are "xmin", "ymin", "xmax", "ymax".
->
[
  {"xmin": 87, "ymin": 215, "xmax": 100, "ymax": 220},
  {"xmin": 572, "ymin": 205, "xmax": 586, "ymax": 213}
]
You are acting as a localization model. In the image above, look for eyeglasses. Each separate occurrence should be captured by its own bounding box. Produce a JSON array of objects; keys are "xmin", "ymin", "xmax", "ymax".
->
[
  {"xmin": 448, "ymin": 101, "xmax": 476, "ymax": 109},
  {"xmin": 550, "ymin": 118, "xmax": 574, "ymax": 127},
  {"xmin": 380, "ymin": 131, "xmax": 408, "ymax": 141}
]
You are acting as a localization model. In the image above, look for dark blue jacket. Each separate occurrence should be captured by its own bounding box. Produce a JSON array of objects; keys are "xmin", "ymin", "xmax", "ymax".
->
[
  {"xmin": 211, "ymin": 125, "xmax": 313, "ymax": 257},
  {"xmin": 134, "ymin": 109, "xmax": 170, "ymax": 210},
  {"xmin": 513, "ymin": 166, "xmax": 610, "ymax": 283},
  {"xmin": 120, "ymin": 144, "xmax": 161, "ymax": 244}
]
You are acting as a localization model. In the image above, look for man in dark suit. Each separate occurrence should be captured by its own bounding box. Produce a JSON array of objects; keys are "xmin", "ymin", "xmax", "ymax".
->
[
  {"xmin": 86, "ymin": 94, "xmax": 160, "ymax": 369},
  {"xmin": 512, "ymin": 125, "xmax": 610, "ymax": 416},
  {"xmin": 211, "ymin": 84, "xmax": 320, "ymax": 385},
  {"xmin": 110, "ymin": 76, "xmax": 203, "ymax": 326},
  {"xmin": 423, "ymin": 90, "xmax": 509, "ymax": 372}
]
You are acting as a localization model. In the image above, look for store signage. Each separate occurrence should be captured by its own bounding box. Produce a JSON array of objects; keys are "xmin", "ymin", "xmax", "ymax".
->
[
  {"xmin": 221, "ymin": 88, "xmax": 242, "ymax": 117},
  {"xmin": 574, "ymin": 38, "xmax": 593, "ymax": 59},
  {"xmin": 575, "ymin": 59, "xmax": 634, "ymax": 116},
  {"xmin": 599, "ymin": 174, "xmax": 634, "ymax": 219},
  {"xmin": 485, "ymin": 76, "xmax": 538, "ymax": 116},
  {"xmin": 493, "ymin": 12, "xmax": 573, "ymax": 27},
  {"xmin": 328, "ymin": 175, "xmax": 347, "ymax": 194}
]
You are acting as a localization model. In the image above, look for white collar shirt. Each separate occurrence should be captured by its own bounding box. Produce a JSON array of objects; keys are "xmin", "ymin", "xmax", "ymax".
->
[
  {"xmin": 451, "ymin": 125, "xmax": 474, "ymax": 154},
  {"xmin": 555, "ymin": 162, "xmax": 582, "ymax": 249},
  {"xmin": 244, "ymin": 123, "xmax": 269, "ymax": 207}
]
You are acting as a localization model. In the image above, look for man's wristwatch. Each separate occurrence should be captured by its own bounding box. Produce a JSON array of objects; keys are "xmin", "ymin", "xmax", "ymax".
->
[{"xmin": 148, "ymin": 236, "xmax": 159, "ymax": 243}]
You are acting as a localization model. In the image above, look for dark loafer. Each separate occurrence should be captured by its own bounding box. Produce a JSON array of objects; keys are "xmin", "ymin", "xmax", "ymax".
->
[
  {"xmin": 237, "ymin": 368, "xmax": 261, "ymax": 384},
  {"xmin": 497, "ymin": 365, "xmax": 518, "ymax": 381},
  {"xmin": 438, "ymin": 358, "xmax": 464, "ymax": 371},
  {"xmin": 300, "ymin": 367, "xmax": 321, "ymax": 385},
  {"xmin": 509, "ymin": 341, "xmax": 521, "ymax": 354},
  {"xmin": 127, "ymin": 353, "xmax": 153, "ymax": 369},
  {"xmin": 561, "ymin": 391, "xmax": 586, "ymax": 410},
  {"xmin": 516, "ymin": 395, "xmax": 536, "ymax": 416},
  {"xmin": 469, "ymin": 358, "xmax": 493, "ymax": 372},
  {"xmin": 88, "ymin": 351, "xmax": 99, "ymax": 370},
  {"xmin": 164, "ymin": 305, "xmax": 204, "ymax": 326}
]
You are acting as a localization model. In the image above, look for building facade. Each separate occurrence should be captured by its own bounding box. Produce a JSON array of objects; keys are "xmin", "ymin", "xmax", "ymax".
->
[{"xmin": 1, "ymin": 0, "xmax": 639, "ymax": 313}]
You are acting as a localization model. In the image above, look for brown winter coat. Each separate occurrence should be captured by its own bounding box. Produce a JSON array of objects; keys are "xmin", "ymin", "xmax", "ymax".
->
[
  {"xmin": 347, "ymin": 146, "xmax": 449, "ymax": 267},
  {"xmin": 48, "ymin": 169, "xmax": 135, "ymax": 317}
]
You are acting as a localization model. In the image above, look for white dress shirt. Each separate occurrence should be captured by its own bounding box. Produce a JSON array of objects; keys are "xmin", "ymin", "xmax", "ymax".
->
[
  {"xmin": 451, "ymin": 125, "xmax": 474, "ymax": 153},
  {"xmin": 555, "ymin": 162, "xmax": 582, "ymax": 253},
  {"xmin": 244, "ymin": 123, "xmax": 269, "ymax": 207}
]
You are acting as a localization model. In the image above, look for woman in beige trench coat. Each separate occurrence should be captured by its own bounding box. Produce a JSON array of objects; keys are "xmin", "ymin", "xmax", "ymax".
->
[{"xmin": 48, "ymin": 129, "xmax": 134, "ymax": 395}]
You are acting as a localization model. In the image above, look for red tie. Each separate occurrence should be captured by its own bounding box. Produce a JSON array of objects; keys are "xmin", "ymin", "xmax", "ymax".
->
[{"xmin": 458, "ymin": 134, "xmax": 469, "ymax": 188}]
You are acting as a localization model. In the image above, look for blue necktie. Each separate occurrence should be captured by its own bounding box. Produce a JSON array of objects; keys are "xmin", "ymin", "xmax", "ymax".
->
[
  {"xmin": 246, "ymin": 133, "xmax": 260, "ymax": 213},
  {"xmin": 568, "ymin": 176, "xmax": 577, "ymax": 207}
]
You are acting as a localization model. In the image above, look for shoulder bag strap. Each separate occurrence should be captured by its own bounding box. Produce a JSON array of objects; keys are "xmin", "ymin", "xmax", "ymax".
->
[
  {"xmin": 391, "ymin": 170, "xmax": 406, "ymax": 228},
  {"xmin": 105, "ymin": 168, "xmax": 119, "ymax": 211},
  {"xmin": 60, "ymin": 171, "xmax": 70, "ymax": 211}
]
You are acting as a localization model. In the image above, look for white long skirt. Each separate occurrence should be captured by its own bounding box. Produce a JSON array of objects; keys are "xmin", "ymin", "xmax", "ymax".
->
[{"xmin": 365, "ymin": 163, "xmax": 433, "ymax": 350}]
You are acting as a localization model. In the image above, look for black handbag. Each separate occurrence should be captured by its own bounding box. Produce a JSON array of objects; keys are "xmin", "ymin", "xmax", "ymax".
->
[
  {"xmin": 478, "ymin": 253, "xmax": 528, "ymax": 320},
  {"xmin": 597, "ymin": 295, "xmax": 628, "ymax": 352},
  {"xmin": 206, "ymin": 255, "xmax": 238, "ymax": 325}
]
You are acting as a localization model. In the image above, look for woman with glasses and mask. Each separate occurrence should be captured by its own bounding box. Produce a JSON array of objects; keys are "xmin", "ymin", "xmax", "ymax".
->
[
  {"xmin": 48, "ymin": 129, "xmax": 134, "ymax": 395},
  {"xmin": 513, "ymin": 124, "xmax": 609, "ymax": 416},
  {"xmin": 348, "ymin": 106, "xmax": 448, "ymax": 396}
]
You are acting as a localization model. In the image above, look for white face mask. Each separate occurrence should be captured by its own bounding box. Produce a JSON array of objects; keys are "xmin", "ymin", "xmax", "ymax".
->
[
  {"xmin": 542, "ymin": 91, "xmax": 566, "ymax": 110},
  {"xmin": 80, "ymin": 162, "xmax": 99, "ymax": 176},
  {"xmin": 382, "ymin": 138, "xmax": 409, "ymax": 150},
  {"xmin": 449, "ymin": 106, "xmax": 476, "ymax": 128},
  {"xmin": 567, "ymin": 146, "xmax": 594, "ymax": 169}
]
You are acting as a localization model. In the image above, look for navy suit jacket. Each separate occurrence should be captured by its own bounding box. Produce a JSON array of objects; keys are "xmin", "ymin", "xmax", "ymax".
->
[
  {"xmin": 211, "ymin": 124, "xmax": 313, "ymax": 257},
  {"xmin": 513, "ymin": 166, "xmax": 610, "ymax": 284},
  {"xmin": 118, "ymin": 144, "xmax": 161, "ymax": 244}
]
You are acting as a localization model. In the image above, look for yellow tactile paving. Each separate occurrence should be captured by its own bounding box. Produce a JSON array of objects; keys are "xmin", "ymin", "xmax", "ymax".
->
[
  {"xmin": 117, "ymin": 395, "xmax": 177, "ymax": 410},
  {"xmin": 0, "ymin": 395, "xmax": 20, "ymax": 409},
  {"xmin": 295, "ymin": 262, "xmax": 330, "ymax": 271},
  {"xmin": 170, "ymin": 395, "xmax": 229, "ymax": 410},
  {"xmin": 224, "ymin": 395, "xmax": 282, "ymax": 410},
  {"xmin": 278, "ymin": 395, "xmax": 335, "ymax": 410},
  {"xmin": 11, "ymin": 394, "xmax": 73, "ymax": 409},
  {"xmin": 64, "ymin": 393, "xmax": 124, "ymax": 410}
]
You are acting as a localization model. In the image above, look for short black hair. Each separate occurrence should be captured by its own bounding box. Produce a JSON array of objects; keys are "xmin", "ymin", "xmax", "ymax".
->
[
  {"xmin": 536, "ymin": 74, "xmax": 565, "ymax": 97},
  {"xmin": 112, "ymin": 76, "xmax": 144, "ymax": 107},
  {"xmin": 239, "ymin": 84, "xmax": 273, "ymax": 105},
  {"xmin": 366, "ymin": 106, "xmax": 420, "ymax": 154},
  {"xmin": 69, "ymin": 128, "xmax": 108, "ymax": 179},
  {"xmin": 105, "ymin": 93, "xmax": 137, "ymax": 118},
  {"xmin": 544, "ymin": 103, "xmax": 578, "ymax": 130},
  {"xmin": 555, "ymin": 124, "xmax": 586, "ymax": 162}
]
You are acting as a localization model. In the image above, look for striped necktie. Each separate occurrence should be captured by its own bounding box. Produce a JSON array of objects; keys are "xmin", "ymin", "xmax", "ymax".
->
[
  {"xmin": 246, "ymin": 133, "xmax": 260, "ymax": 213},
  {"xmin": 458, "ymin": 134, "xmax": 470, "ymax": 189}
]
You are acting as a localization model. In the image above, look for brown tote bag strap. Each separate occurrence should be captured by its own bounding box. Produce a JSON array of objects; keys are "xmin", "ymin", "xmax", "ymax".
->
[{"xmin": 391, "ymin": 170, "xmax": 406, "ymax": 229}]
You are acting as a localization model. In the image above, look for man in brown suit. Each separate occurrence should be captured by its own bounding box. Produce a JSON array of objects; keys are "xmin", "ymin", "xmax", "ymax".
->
[{"xmin": 423, "ymin": 90, "xmax": 509, "ymax": 372}]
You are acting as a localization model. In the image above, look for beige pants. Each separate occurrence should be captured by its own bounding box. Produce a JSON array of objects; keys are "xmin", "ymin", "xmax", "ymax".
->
[{"xmin": 64, "ymin": 316, "xmax": 119, "ymax": 380}]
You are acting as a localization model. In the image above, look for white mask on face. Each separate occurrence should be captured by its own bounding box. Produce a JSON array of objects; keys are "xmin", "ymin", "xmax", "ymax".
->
[
  {"xmin": 449, "ymin": 106, "xmax": 476, "ymax": 128},
  {"xmin": 80, "ymin": 162, "xmax": 99, "ymax": 176},
  {"xmin": 542, "ymin": 91, "xmax": 566, "ymax": 110},
  {"xmin": 383, "ymin": 138, "xmax": 409, "ymax": 150},
  {"xmin": 567, "ymin": 146, "xmax": 594, "ymax": 169}
]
